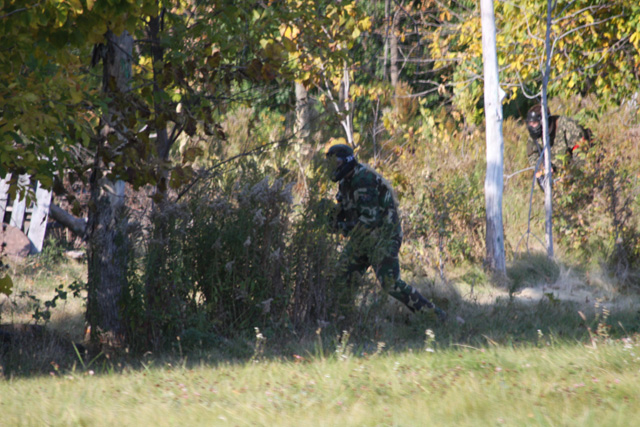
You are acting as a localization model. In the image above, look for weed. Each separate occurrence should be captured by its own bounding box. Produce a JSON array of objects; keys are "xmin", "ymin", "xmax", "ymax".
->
[
  {"xmin": 37, "ymin": 236, "xmax": 67, "ymax": 270},
  {"xmin": 424, "ymin": 329, "xmax": 436, "ymax": 353},
  {"xmin": 335, "ymin": 330, "xmax": 353, "ymax": 361},
  {"xmin": 251, "ymin": 327, "xmax": 267, "ymax": 363}
]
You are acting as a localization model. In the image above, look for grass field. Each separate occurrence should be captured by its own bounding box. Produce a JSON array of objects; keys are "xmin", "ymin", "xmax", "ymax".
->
[
  {"xmin": 2, "ymin": 251, "xmax": 640, "ymax": 426},
  {"xmin": 1, "ymin": 336, "xmax": 639, "ymax": 426}
]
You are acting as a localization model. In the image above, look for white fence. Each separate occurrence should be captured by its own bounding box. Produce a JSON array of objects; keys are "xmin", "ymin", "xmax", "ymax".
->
[{"xmin": 0, "ymin": 174, "xmax": 52, "ymax": 254}]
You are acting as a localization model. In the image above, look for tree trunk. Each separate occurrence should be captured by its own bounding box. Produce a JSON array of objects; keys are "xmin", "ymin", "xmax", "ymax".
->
[
  {"xmin": 294, "ymin": 82, "xmax": 311, "ymax": 141},
  {"xmin": 541, "ymin": 0, "xmax": 555, "ymax": 258},
  {"xmin": 382, "ymin": 0, "xmax": 390, "ymax": 82},
  {"xmin": 86, "ymin": 30, "xmax": 132, "ymax": 343},
  {"xmin": 389, "ymin": 12, "xmax": 399, "ymax": 90},
  {"xmin": 144, "ymin": 12, "xmax": 183, "ymax": 348},
  {"xmin": 480, "ymin": 0, "xmax": 506, "ymax": 273},
  {"xmin": 338, "ymin": 64, "xmax": 355, "ymax": 146}
]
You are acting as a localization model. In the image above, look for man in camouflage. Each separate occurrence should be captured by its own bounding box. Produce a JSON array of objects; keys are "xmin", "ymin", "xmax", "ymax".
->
[
  {"xmin": 325, "ymin": 144, "xmax": 446, "ymax": 320},
  {"xmin": 526, "ymin": 104, "xmax": 591, "ymax": 189}
]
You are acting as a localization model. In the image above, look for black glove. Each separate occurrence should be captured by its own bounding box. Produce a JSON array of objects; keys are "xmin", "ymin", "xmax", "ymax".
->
[{"xmin": 336, "ymin": 220, "xmax": 357, "ymax": 236}]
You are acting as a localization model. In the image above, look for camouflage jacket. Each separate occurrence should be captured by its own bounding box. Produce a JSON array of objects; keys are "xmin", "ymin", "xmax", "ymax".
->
[
  {"xmin": 336, "ymin": 164, "xmax": 402, "ymax": 240},
  {"xmin": 527, "ymin": 115, "xmax": 589, "ymax": 170}
]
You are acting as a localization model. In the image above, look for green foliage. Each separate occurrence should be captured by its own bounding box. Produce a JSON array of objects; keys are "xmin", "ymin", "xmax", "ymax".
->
[
  {"xmin": 187, "ymin": 176, "xmax": 294, "ymax": 331},
  {"xmin": 0, "ymin": 0, "xmax": 148, "ymax": 185}
]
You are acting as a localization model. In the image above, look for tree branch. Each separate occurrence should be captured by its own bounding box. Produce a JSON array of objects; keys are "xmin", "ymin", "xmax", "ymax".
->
[{"xmin": 49, "ymin": 204, "xmax": 87, "ymax": 238}]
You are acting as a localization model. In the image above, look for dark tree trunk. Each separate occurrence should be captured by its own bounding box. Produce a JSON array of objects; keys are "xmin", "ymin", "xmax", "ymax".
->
[{"xmin": 86, "ymin": 30, "xmax": 133, "ymax": 344}]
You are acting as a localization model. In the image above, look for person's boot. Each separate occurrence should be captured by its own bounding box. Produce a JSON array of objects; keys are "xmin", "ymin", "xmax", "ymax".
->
[
  {"xmin": 410, "ymin": 291, "xmax": 447, "ymax": 323},
  {"xmin": 433, "ymin": 306, "xmax": 448, "ymax": 323}
]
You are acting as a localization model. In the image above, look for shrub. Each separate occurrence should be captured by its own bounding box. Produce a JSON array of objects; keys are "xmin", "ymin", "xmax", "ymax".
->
[
  {"xmin": 132, "ymin": 157, "xmax": 361, "ymax": 348},
  {"xmin": 554, "ymin": 105, "xmax": 640, "ymax": 288}
]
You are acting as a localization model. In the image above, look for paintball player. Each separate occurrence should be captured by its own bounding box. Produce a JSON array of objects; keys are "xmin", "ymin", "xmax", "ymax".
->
[
  {"xmin": 324, "ymin": 144, "xmax": 447, "ymax": 321},
  {"xmin": 526, "ymin": 104, "xmax": 591, "ymax": 189}
]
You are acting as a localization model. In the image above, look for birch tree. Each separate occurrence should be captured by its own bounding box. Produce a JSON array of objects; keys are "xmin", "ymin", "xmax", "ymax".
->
[
  {"xmin": 540, "ymin": 0, "xmax": 555, "ymax": 258},
  {"xmin": 480, "ymin": 0, "xmax": 506, "ymax": 273}
]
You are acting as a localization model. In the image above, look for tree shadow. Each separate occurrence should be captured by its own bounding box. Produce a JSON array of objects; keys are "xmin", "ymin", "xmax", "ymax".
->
[{"xmin": 3, "ymin": 264, "xmax": 640, "ymax": 379}]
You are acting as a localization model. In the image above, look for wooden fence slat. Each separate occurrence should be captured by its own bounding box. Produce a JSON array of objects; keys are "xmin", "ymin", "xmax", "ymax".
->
[
  {"xmin": 0, "ymin": 174, "xmax": 10, "ymax": 222},
  {"xmin": 9, "ymin": 174, "xmax": 30, "ymax": 230},
  {"xmin": 27, "ymin": 181, "xmax": 53, "ymax": 254},
  {"xmin": 0, "ymin": 174, "xmax": 54, "ymax": 255}
]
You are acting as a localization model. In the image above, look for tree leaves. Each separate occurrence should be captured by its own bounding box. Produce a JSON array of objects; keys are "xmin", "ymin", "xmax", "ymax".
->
[{"xmin": 428, "ymin": 0, "xmax": 640, "ymax": 121}]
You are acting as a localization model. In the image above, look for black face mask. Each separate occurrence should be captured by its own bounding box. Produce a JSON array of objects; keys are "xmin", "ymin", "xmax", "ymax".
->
[
  {"xmin": 527, "ymin": 121, "xmax": 542, "ymax": 139},
  {"xmin": 331, "ymin": 155, "xmax": 357, "ymax": 182}
]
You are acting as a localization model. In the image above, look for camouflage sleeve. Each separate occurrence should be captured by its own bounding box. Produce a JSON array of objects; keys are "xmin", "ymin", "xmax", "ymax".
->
[
  {"xmin": 555, "ymin": 116, "xmax": 587, "ymax": 154},
  {"xmin": 526, "ymin": 137, "xmax": 541, "ymax": 167},
  {"xmin": 352, "ymin": 175, "xmax": 382, "ymax": 229}
]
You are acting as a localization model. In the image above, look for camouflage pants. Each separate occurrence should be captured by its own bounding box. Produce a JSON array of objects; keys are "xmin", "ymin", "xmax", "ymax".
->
[{"xmin": 339, "ymin": 234, "xmax": 435, "ymax": 312}]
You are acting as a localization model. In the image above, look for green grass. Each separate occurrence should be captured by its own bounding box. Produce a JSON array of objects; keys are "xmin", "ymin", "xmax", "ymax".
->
[
  {"xmin": 1, "ymin": 338, "xmax": 639, "ymax": 426},
  {"xmin": 3, "ymin": 256, "xmax": 640, "ymax": 426}
]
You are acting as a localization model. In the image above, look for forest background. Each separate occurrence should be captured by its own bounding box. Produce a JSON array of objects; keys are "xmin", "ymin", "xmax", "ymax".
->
[{"xmin": 1, "ymin": 0, "xmax": 640, "ymax": 371}]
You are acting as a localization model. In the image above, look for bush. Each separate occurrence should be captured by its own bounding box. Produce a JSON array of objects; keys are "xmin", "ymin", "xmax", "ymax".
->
[
  {"xmin": 403, "ymin": 164, "xmax": 485, "ymax": 266},
  {"xmin": 554, "ymin": 105, "xmax": 640, "ymax": 288},
  {"xmin": 130, "ymin": 158, "xmax": 361, "ymax": 348}
]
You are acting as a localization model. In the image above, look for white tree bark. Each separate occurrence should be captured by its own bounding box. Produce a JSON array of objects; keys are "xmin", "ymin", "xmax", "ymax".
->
[
  {"xmin": 480, "ymin": 0, "xmax": 506, "ymax": 273},
  {"xmin": 338, "ymin": 63, "xmax": 355, "ymax": 146},
  {"xmin": 389, "ymin": 11, "xmax": 399, "ymax": 90},
  {"xmin": 320, "ymin": 61, "xmax": 354, "ymax": 146},
  {"xmin": 295, "ymin": 82, "xmax": 311, "ymax": 141},
  {"xmin": 541, "ymin": 0, "xmax": 555, "ymax": 258}
]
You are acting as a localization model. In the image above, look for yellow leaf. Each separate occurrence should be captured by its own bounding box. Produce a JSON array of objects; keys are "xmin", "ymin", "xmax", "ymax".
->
[
  {"xmin": 344, "ymin": 3, "xmax": 355, "ymax": 16},
  {"xmin": 358, "ymin": 16, "xmax": 372, "ymax": 32},
  {"xmin": 279, "ymin": 24, "xmax": 300, "ymax": 40}
]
